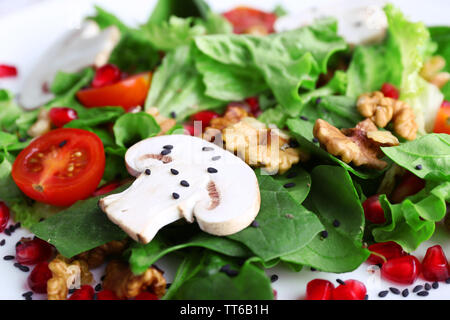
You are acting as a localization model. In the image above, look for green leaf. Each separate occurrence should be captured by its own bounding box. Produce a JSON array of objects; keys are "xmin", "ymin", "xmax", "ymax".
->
[
  {"xmin": 147, "ymin": 0, "xmax": 210, "ymax": 24},
  {"xmin": 281, "ymin": 165, "xmax": 370, "ymax": 272},
  {"xmin": 11, "ymin": 201, "xmax": 63, "ymax": 229},
  {"xmin": 0, "ymin": 89, "xmax": 24, "ymax": 134},
  {"xmin": 30, "ymin": 186, "xmax": 129, "ymax": 258},
  {"xmin": 429, "ymin": 26, "xmax": 450, "ymax": 72},
  {"xmin": 228, "ymin": 171, "xmax": 323, "ymax": 262},
  {"xmin": 113, "ymin": 112, "xmax": 160, "ymax": 148},
  {"xmin": 0, "ymin": 153, "xmax": 23, "ymax": 204},
  {"xmin": 87, "ymin": 5, "xmax": 128, "ymax": 32},
  {"xmin": 273, "ymin": 167, "xmax": 311, "ymax": 204},
  {"xmin": 381, "ymin": 133, "xmax": 450, "ymax": 183}
]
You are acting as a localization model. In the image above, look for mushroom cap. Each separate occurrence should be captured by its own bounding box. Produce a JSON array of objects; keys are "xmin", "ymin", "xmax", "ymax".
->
[{"xmin": 100, "ymin": 134, "xmax": 260, "ymax": 243}]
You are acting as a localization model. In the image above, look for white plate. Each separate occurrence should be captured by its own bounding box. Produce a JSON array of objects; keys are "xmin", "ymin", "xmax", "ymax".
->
[{"xmin": 0, "ymin": 0, "xmax": 449, "ymax": 300}]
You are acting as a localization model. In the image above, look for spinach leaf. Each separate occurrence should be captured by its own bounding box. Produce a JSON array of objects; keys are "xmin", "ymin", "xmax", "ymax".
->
[
  {"xmin": 273, "ymin": 167, "xmax": 311, "ymax": 204},
  {"xmin": 381, "ymin": 133, "xmax": 450, "ymax": 183},
  {"xmin": 228, "ymin": 171, "xmax": 323, "ymax": 261},
  {"xmin": 281, "ymin": 165, "xmax": 370, "ymax": 272},
  {"xmin": 113, "ymin": 112, "xmax": 160, "ymax": 148},
  {"xmin": 64, "ymin": 106, "xmax": 124, "ymax": 129},
  {"xmin": 0, "ymin": 153, "xmax": 23, "ymax": 204},
  {"xmin": 30, "ymin": 186, "xmax": 129, "ymax": 258}
]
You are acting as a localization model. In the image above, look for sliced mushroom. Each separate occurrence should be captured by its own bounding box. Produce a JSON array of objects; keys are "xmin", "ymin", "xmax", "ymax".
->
[
  {"xmin": 99, "ymin": 135, "xmax": 261, "ymax": 244},
  {"xmin": 20, "ymin": 21, "xmax": 120, "ymax": 109}
]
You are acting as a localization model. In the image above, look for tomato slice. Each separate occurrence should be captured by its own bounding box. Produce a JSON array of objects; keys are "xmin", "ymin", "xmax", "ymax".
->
[
  {"xmin": 76, "ymin": 72, "xmax": 152, "ymax": 112},
  {"xmin": 12, "ymin": 128, "xmax": 105, "ymax": 206},
  {"xmin": 433, "ymin": 101, "xmax": 450, "ymax": 134},
  {"xmin": 223, "ymin": 7, "xmax": 277, "ymax": 34}
]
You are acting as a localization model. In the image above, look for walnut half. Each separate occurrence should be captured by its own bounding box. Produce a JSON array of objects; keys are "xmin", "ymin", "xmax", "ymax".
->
[{"xmin": 313, "ymin": 118, "xmax": 399, "ymax": 170}]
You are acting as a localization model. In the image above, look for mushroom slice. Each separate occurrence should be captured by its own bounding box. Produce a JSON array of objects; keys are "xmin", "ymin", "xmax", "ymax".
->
[
  {"xmin": 19, "ymin": 21, "xmax": 120, "ymax": 109},
  {"xmin": 99, "ymin": 135, "xmax": 260, "ymax": 244}
]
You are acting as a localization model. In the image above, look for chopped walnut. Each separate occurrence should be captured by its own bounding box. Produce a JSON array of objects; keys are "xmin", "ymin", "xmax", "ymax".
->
[
  {"xmin": 47, "ymin": 255, "xmax": 93, "ymax": 300},
  {"xmin": 357, "ymin": 91, "xmax": 418, "ymax": 140},
  {"xmin": 27, "ymin": 108, "xmax": 51, "ymax": 138},
  {"xmin": 102, "ymin": 260, "xmax": 166, "ymax": 299},
  {"xmin": 222, "ymin": 117, "xmax": 304, "ymax": 174},
  {"xmin": 314, "ymin": 118, "xmax": 399, "ymax": 170},
  {"xmin": 203, "ymin": 105, "xmax": 250, "ymax": 142},
  {"xmin": 75, "ymin": 239, "xmax": 128, "ymax": 269},
  {"xmin": 146, "ymin": 107, "xmax": 177, "ymax": 135},
  {"xmin": 420, "ymin": 56, "xmax": 450, "ymax": 89}
]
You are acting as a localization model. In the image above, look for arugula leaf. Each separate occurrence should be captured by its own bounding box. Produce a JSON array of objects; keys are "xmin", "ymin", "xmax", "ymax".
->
[
  {"xmin": 281, "ymin": 166, "xmax": 370, "ymax": 272},
  {"xmin": 228, "ymin": 171, "xmax": 323, "ymax": 261},
  {"xmin": 30, "ymin": 186, "xmax": 129, "ymax": 258},
  {"xmin": 64, "ymin": 106, "xmax": 124, "ymax": 129},
  {"xmin": 381, "ymin": 133, "xmax": 450, "ymax": 183},
  {"xmin": 113, "ymin": 112, "xmax": 160, "ymax": 148},
  {"xmin": 0, "ymin": 153, "xmax": 23, "ymax": 204},
  {"xmin": 372, "ymin": 181, "xmax": 450, "ymax": 252},
  {"xmin": 0, "ymin": 89, "xmax": 24, "ymax": 133}
]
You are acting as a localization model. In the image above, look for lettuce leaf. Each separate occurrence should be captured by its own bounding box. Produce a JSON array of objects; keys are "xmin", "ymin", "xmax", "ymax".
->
[{"xmin": 429, "ymin": 26, "xmax": 450, "ymax": 73}]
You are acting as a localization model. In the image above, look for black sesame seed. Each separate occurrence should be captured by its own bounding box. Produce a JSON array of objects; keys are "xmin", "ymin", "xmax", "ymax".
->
[
  {"xmin": 14, "ymin": 263, "xmax": 29, "ymax": 272},
  {"xmin": 226, "ymin": 269, "xmax": 239, "ymax": 277},
  {"xmin": 310, "ymin": 267, "xmax": 316, "ymax": 272},
  {"xmin": 315, "ymin": 98, "xmax": 322, "ymax": 105},
  {"xmin": 4, "ymin": 229, "xmax": 11, "ymax": 236},
  {"xmin": 220, "ymin": 264, "xmax": 238, "ymax": 277},
  {"xmin": 283, "ymin": 182, "xmax": 296, "ymax": 188},
  {"xmin": 424, "ymin": 283, "xmax": 431, "ymax": 291},
  {"xmin": 180, "ymin": 180, "xmax": 189, "ymax": 187},
  {"xmin": 161, "ymin": 149, "xmax": 171, "ymax": 156},
  {"xmin": 300, "ymin": 116, "xmax": 309, "ymax": 121},
  {"xmin": 251, "ymin": 221, "xmax": 260, "ymax": 228},
  {"xmin": 59, "ymin": 140, "xmax": 67, "ymax": 148},
  {"xmin": 14, "ymin": 222, "xmax": 21, "ymax": 229},
  {"xmin": 8, "ymin": 224, "xmax": 15, "ymax": 233},
  {"xmin": 378, "ymin": 290, "xmax": 388, "ymax": 298},
  {"xmin": 22, "ymin": 291, "xmax": 33, "ymax": 297},
  {"xmin": 211, "ymin": 156, "xmax": 221, "ymax": 161},
  {"xmin": 270, "ymin": 274, "xmax": 279, "ymax": 283},
  {"xmin": 332, "ymin": 219, "xmax": 340, "ymax": 227},
  {"xmin": 172, "ymin": 193, "xmax": 180, "ymax": 200},
  {"xmin": 389, "ymin": 287, "xmax": 400, "ymax": 295},
  {"xmin": 95, "ymin": 283, "xmax": 102, "ymax": 292},
  {"xmin": 3, "ymin": 255, "xmax": 14, "ymax": 261},
  {"xmin": 312, "ymin": 137, "xmax": 319, "ymax": 143},
  {"xmin": 0, "ymin": 239, "xmax": 4, "ymax": 246},
  {"xmin": 170, "ymin": 111, "xmax": 176, "ymax": 119},
  {"xmin": 163, "ymin": 145, "xmax": 173, "ymax": 150},
  {"xmin": 202, "ymin": 147, "xmax": 214, "ymax": 151},
  {"xmin": 402, "ymin": 289, "xmax": 409, "ymax": 297},
  {"xmin": 207, "ymin": 167, "xmax": 218, "ymax": 173},
  {"xmin": 446, "ymin": 278, "xmax": 450, "ymax": 284},
  {"xmin": 417, "ymin": 291, "xmax": 429, "ymax": 297},
  {"xmin": 336, "ymin": 279, "xmax": 345, "ymax": 285},
  {"xmin": 166, "ymin": 283, "xmax": 172, "ymax": 289},
  {"xmin": 320, "ymin": 230, "xmax": 328, "ymax": 239},
  {"xmin": 24, "ymin": 296, "xmax": 32, "ymax": 300},
  {"xmin": 286, "ymin": 171, "xmax": 298, "ymax": 179},
  {"xmin": 145, "ymin": 169, "xmax": 151, "ymax": 175},
  {"xmin": 364, "ymin": 294, "xmax": 369, "ymax": 300},
  {"xmin": 170, "ymin": 168, "xmax": 179, "ymax": 175},
  {"xmin": 432, "ymin": 282, "xmax": 439, "ymax": 289},
  {"xmin": 288, "ymin": 140, "xmax": 299, "ymax": 148},
  {"xmin": 413, "ymin": 285, "xmax": 423, "ymax": 293},
  {"xmin": 19, "ymin": 137, "xmax": 27, "ymax": 142},
  {"xmin": 415, "ymin": 164, "xmax": 423, "ymax": 170}
]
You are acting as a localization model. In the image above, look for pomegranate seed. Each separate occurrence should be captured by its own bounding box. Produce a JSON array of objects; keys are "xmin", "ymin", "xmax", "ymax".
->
[
  {"xmin": 16, "ymin": 238, "xmax": 53, "ymax": 265},
  {"xmin": 27, "ymin": 262, "xmax": 52, "ymax": 293},
  {"xmin": 391, "ymin": 172, "xmax": 425, "ymax": 204},
  {"xmin": 92, "ymin": 64, "xmax": 121, "ymax": 88},
  {"xmin": 49, "ymin": 107, "xmax": 78, "ymax": 128},
  {"xmin": 381, "ymin": 255, "xmax": 421, "ymax": 284},
  {"xmin": 0, "ymin": 202, "xmax": 10, "ymax": 233},
  {"xmin": 442, "ymin": 100, "xmax": 450, "ymax": 108},
  {"xmin": 68, "ymin": 285, "xmax": 95, "ymax": 300},
  {"xmin": 381, "ymin": 83, "xmax": 400, "ymax": 99},
  {"xmin": 367, "ymin": 241, "xmax": 407, "ymax": 265},
  {"xmin": 190, "ymin": 110, "xmax": 220, "ymax": 128},
  {"xmin": 96, "ymin": 289, "xmax": 121, "ymax": 300},
  {"xmin": 421, "ymin": 245, "xmax": 450, "ymax": 281},
  {"xmin": 134, "ymin": 291, "xmax": 158, "ymax": 300},
  {"xmin": 331, "ymin": 280, "xmax": 366, "ymax": 300},
  {"xmin": 0, "ymin": 64, "xmax": 18, "ymax": 78},
  {"xmin": 92, "ymin": 182, "xmax": 121, "ymax": 197},
  {"xmin": 362, "ymin": 195, "xmax": 386, "ymax": 224},
  {"xmin": 273, "ymin": 289, "xmax": 277, "ymax": 300},
  {"xmin": 306, "ymin": 279, "xmax": 334, "ymax": 300},
  {"xmin": 245, "ymin": 96, "xmax": 261, "ymax": 116},
  {"xmin": 183, "ymin": 124, "xmax": 195, "ymax": 136}
]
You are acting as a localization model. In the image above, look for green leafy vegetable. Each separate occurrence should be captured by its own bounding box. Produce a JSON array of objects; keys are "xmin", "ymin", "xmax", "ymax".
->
[
  {"xmin": 429, "ymin": 26, "xmax": 450, "ymax": 72},
  {"xmin": 147, "ymin": 0, "xmax": 210, "ymax": 24},
  {"xmin": 113, "ymin": 112, "xmax": 160, "ymax": 148},
  {"xmin": 0, "ymin": 153, "xmax": 23, "ymax": 204}
]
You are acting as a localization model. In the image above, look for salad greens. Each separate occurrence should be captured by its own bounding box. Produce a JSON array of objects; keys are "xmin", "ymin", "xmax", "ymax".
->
[{"xmin": 1, "ymin": 0, "xmax": 450, "ymax": 300}]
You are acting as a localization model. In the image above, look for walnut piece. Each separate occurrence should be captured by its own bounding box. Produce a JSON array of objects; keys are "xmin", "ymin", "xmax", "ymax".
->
[
  {"xmin": 314, "ymin": 118, "xmax": 399, "ymax": 170},
  {"xmin": 146, "ymin": 107, "xmax": 177, "ymax": 135},
  {"xmin": 222, "ymin": 117, "xmax": 304, "ymax": 174},
  {"xmin": 102, "ymin": 260, "xmax": 166, "ymax": 299},
  {"xmin": 47, "ymin": 255, "xmax": 93, "ymax": 300},
  {"xmin": 75, "ymin": 239, "xmax": 128, "ymax": 269},
  {"xmin": 357, "ymin": 91, "xmax": 418, "ymax": 140},
  {"xmin": 27, "ymin": 108, "xmax": 51, "ymax": 138},
  {"xmin": 203, "ymin": 104, "xmax": 250, "ymax": 142},
  {"xmin": 420, "ymin": 56, "xmax": 450, "ymax": 89}
]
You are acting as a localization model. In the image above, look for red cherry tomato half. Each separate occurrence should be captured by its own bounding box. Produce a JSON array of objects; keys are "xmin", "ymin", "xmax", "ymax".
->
[
  {"xmin": 12, "ymin": 128, "xmax": 105, "ymax": 206},
  {"xmin": 433, "ymin": 101, "xmax": 450, "ymax": 134},
  {"xmin": 223, "ymin": 7, "xmax": 277, "ymax": 34},
  {"xmin": 76, "ymin": 72, "xmax": 152, "ymax": 112}
]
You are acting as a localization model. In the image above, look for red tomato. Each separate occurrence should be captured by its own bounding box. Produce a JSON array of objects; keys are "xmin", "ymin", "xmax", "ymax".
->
[
  {"xmin": 433, "ymin": 101, "xmax": 450, "ymax": 134},
  {"xmin": 12, "ymin": 128, "xmax": 105, "ymax": 206},
  {"xmin": 223, "ymin": 7, "xmax": 277, "ymax": 34},
  {"xmin": 76, "ymin": 72, "xmax": 152, "ymax": 112}
]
